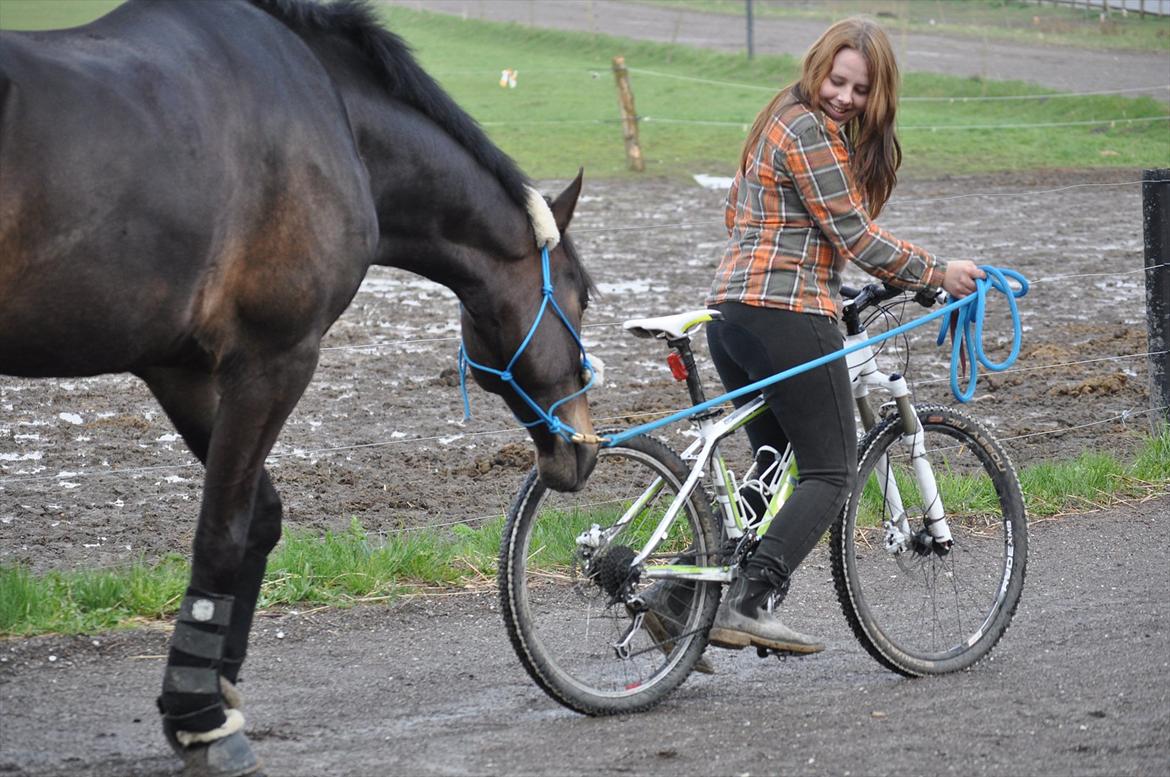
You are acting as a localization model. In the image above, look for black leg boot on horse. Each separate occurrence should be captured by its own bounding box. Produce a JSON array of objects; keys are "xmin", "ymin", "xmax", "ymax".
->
[
  {"xmin": 159, "ymin": 591, "xmax": 257, "ymax": 775},
  {"xmin": 148, "ymin": 348, "xmax": 318, "ymax": 776}
]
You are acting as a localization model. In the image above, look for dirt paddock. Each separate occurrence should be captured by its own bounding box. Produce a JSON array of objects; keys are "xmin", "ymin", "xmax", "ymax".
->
[
  {"xmin": 1, "ymin": 168, "xmax": 1160, "ymax": 576},
  {"xmin": 1, "ymin": 168, "xmax": 1167, "ymax": 777}
]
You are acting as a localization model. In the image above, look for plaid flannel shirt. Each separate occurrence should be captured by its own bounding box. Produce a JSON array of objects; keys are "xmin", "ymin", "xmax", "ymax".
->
[{"xmin": 708, "ymin": 100, "xmax": 946, "ymax": 319}]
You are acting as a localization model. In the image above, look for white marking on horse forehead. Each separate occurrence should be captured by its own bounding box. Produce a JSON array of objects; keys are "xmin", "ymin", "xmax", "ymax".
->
[{"xmin": 524, "ymin": 185, "xmax": 560, "ymax": 249}]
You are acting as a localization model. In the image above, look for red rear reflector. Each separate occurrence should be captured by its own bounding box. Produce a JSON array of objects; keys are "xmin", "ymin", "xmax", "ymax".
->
[{"xmin": 667, "ymin": 352, "xmax": 688, "ymax": 381}]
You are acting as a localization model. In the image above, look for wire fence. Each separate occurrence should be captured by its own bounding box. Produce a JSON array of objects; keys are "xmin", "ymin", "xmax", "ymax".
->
[
  {"xmin": 1, "ymin": 179, "xmax": 1165, "ymax": 495},
  {"xmin": 466, "ymin": 63, "xmax": 1169, "ymax": 131}
]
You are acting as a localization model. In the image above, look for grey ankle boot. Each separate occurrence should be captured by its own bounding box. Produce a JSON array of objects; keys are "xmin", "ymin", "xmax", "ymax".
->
[
  {"xmin": 636, "ymin": 581, "xmax": 715, "ymax": 674},
  {"xmin": 707, "ymin": 562, "xmax": 824, "ymax": 654}
]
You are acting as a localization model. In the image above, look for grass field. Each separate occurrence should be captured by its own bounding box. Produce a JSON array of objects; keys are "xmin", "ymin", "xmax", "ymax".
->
[
  {"xmin": 2, "ymin": 427, "xmax": 1167, "ymax": 636},
  {"xmin": 1, "ymin": 0, "xmax": 1166, "ymax": 179}
]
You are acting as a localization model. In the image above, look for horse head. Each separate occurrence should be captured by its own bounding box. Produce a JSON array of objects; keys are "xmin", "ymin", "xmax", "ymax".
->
[{"xmin": 459, "ymin": 172, "xmax": 599, "ymax": 492}]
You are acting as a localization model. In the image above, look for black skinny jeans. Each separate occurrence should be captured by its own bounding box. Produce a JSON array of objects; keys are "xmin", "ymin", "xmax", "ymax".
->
[{"xmin": 707, "ymin": 303, "xmax": 857, "ymax": 573}]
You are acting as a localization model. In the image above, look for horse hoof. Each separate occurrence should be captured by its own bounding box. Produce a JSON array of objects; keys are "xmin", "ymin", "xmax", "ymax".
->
[{"xmin": 177, "ymin": 730, "xmax": 262, "ymax": 777}]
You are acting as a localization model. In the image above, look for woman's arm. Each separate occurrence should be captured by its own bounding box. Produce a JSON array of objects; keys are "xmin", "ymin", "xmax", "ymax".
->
[{"xmin": 783, "ymin": 121, "xmax": 946, "ymax": 291}]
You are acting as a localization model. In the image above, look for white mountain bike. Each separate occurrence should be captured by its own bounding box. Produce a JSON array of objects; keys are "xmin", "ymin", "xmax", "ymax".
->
[{"xmin": 498, "ymin": 282, "xmax": 1027, "ymax": 715}]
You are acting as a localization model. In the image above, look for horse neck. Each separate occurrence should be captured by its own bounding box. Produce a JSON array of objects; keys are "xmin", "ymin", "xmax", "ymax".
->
[
  {"xmin": 301, "ymin": 36, "xmax": 533, "ymax": 301},
  {"xmin": 351, "ymin": 107, "xmax": 533, "ymax": 304}
]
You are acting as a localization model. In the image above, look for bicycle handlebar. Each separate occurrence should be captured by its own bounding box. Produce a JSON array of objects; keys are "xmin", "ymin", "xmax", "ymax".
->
[{"xmin": 841, "ymin": 281, "xmax": 943, "ymax": 312}]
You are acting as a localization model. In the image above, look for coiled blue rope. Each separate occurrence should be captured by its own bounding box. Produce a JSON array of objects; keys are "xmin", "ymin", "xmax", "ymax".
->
[
  {"xmin": 937, "ymin": 266, "xmax": 1029, "ymax": 402},
  {"xmin": 601, "ymin": 265, "xmax": 1028, "ymax": 447}
]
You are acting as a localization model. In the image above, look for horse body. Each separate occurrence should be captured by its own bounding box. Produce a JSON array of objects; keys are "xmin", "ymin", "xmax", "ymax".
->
[{"xmin": 0, "ymin": 1, "xmax": 595, "ymax": 772}]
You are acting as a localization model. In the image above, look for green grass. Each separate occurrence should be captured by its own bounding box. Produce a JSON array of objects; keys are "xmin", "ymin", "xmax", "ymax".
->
[
  {"xmin": 1, "ymin": 2, "xmax": 1165, "ymax": 179},
  {"xmin": 2, "ymin": 427, "xmax": 1167, "ymax": 637},
  {"xmin": 0, "ymin": 0, "xmax": 122, "ymax": 30},
  {"xmin": 644, "ymin": 0, "xmax": 1170, "ymax": 52},
  {"xmin": 0, "ymin": 555, "xmax": 188, "ymax": 636}
]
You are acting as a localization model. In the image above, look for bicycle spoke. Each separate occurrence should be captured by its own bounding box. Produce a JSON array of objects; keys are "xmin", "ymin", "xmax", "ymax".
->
[
  {"xmin": 833, "ymin": 405, "xmax": 1027, "ymax": 676},
  {"xmin": 499, "ymin": 436, "xmax": 721, "ymax": 713}
]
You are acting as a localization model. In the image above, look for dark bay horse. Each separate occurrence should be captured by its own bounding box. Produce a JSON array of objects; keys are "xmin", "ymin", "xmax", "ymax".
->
[{"xmin": 0, "ymin": 0, "xmax": 597, "ymax": 772}]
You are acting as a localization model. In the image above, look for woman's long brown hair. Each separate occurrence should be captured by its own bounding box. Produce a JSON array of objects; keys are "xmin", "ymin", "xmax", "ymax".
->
[{"xmin": 739, "ymin": 17, "xmax": 902, "ymax": 218}]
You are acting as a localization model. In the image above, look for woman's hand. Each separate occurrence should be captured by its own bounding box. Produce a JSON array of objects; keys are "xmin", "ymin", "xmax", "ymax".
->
[{"xmin": 943, "ymin": 260, "xmax": 986, "ymax": 298}]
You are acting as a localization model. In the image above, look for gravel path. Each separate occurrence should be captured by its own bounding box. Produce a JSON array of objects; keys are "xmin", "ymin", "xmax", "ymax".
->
[
  {"xmin": 383, "ymin": 0, "xmax": 1170, "ymax": 102},
  {"xmin": 2, "ymin": 494, "xmax": 1167, "ymax": 776}
]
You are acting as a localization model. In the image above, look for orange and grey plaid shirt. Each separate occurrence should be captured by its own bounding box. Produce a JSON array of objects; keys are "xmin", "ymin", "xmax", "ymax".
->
[{"xmin": 708, "ymin": 100, "xmax": 946, "ymax": 319}]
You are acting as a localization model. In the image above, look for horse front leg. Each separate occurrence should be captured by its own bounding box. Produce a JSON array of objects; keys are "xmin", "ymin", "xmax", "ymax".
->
[
  {"xmin": 139, "ymin": 368, "xmax": 284, "ymax": 704},
  {"xmin": 154, "ymin": 348, "xmax": 317, "ymax": 776},
  {"xmin": 220, "ymin": 470, "xmax": 282, "ymax": 690}
]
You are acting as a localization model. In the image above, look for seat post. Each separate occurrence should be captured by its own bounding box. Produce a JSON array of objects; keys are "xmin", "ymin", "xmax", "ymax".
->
[{"xmin": 667, "ymin": 336, "xmax": 708, "ymax": 407}]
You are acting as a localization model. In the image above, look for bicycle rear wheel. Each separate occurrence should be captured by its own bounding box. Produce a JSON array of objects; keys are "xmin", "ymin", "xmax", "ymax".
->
[
  {"xmin": 498, "ymin": 433, "xmax": 720, "ymax": 715},
  {"xmin": 831, "ymin": 404, "xmax": 1027, "ymax": 676}
]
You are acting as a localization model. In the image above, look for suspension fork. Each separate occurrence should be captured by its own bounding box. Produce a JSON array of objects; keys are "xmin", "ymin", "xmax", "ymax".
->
[
  {"xmin": 847, "ymin": 329, "xmax": 952, "ymax": 551},
  {"xmin": 883, "ymin": 377, "xmax": 953, "ymax": 549}
]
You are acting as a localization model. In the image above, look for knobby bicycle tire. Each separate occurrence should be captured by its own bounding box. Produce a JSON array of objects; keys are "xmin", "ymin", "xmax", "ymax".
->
[
  {"xmin": 498, "ymin": 432, "xmax": 721, "ymax": 715},
  {"xmin": 830, "ymin": 404, "xmax": 1027, "ymax": 676}
]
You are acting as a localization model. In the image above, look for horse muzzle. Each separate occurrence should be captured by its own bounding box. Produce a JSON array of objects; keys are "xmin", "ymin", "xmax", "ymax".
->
[
  {"xmin": 533, "ymin": 398, "xmax": 598, "ymax": 491},
  {"xmin": 536, "ymin": 435, "xmax": 598, "ymax": 492}
]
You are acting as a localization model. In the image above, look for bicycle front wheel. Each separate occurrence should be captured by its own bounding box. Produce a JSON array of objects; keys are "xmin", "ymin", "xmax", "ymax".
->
[
  {"xmin": 498, "ymin": 433, "xmax": 721, "ymax": 715},
  {"xmin": 831, "ymin": 404, "xmax": 1027, "ymax": 676}
]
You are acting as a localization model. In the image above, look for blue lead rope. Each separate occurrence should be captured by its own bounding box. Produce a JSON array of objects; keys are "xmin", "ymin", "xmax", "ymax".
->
[
  {"xmin": 457, "ymin": 257, "xmax": 1027, "ymax": 448},
  {"xmin": 459, "ymin": 245, "xmax": 599, "ymax": 440},
  {"xmin": 601, "ymin": 266, "xmax": 1028, "ymax": 448},
  {"xmin": 937, "ymin": 266, "xmax": 1028, "ymax": 403}
]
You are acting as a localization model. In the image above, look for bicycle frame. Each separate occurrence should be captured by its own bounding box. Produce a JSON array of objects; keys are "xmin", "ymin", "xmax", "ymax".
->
[{"xmin": 578, "ymin": 305, "xmax": 956, "ymax": 588}]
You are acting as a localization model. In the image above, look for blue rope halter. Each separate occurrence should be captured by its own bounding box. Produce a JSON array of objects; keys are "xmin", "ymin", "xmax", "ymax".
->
[{"xmin": 458, "ymin": 245, "xmax": 599, "ymax": 443}]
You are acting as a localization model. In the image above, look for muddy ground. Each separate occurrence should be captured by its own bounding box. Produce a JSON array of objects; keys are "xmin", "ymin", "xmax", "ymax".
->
[
  {"xmin": 0, "ymin": 169, "xmax": 1160, "ymax": 575},
  {"xmin": 1, "ymin": 169, "xmax": 1167, "ymax": 776}
]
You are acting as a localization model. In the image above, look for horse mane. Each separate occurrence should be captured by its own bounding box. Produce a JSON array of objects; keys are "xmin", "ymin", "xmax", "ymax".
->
[{"xmin": 248, "ymin": 0, "xmax": 531, "ymax": 211}]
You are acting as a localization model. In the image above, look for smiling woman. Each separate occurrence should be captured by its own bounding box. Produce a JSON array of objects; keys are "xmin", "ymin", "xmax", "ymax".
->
[{"xmin": 690, "ymin": 16, "xmax": 990, "ymax": 655}]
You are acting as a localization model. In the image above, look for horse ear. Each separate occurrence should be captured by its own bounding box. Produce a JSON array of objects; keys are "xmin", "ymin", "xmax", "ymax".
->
[{"xmin": 550, "ymin": 168, "xmax": 584, "ymax": 234}]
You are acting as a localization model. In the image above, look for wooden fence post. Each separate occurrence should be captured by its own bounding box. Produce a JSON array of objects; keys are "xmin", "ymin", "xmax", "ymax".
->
[
  {"xmin": 1143, "ymin": 168, "xmax": 1170, "ymax": 432},
  {"xmin": 611, "ymin": 56, "xmax": 645, "ymax": 172}
]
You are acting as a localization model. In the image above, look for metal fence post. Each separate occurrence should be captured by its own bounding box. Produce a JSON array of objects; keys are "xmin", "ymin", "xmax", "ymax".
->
[
  {"xmin": 746, "ymin": 0, "xmax": 754, "ymax": 60},
  {"xmin": 1143, "ymin": 168, "xmax": 1170, "ymax": 432}
]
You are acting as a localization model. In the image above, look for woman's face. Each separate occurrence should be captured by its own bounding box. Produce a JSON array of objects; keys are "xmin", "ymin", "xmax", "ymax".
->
[{"xmin": 818, "ymin": 47, "xmax": 869, "ymax": 124}]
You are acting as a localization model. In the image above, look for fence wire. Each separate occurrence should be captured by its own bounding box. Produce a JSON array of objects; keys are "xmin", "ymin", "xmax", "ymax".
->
[{"xmin": 2, "ymin": 181, "xmax": 1167, "ymax": 488}]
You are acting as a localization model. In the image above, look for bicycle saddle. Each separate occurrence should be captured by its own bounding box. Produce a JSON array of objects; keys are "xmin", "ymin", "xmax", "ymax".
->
[{"xmin": 622, "ymin": 309, "xmax": 723, "ymax": 340}]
